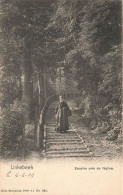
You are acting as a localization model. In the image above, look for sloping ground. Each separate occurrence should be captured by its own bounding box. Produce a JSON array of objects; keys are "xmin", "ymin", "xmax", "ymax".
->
[
  {"xmin": 42, "ymin": 99, "xmax": 122, "ymax": 160},
  {"xmin": 68, "ymin": 101, "xmax": 122, "ymax": 160},
  {"xmin": 73, "ymin": 120, "xmax": 122, "ymax": 160}
]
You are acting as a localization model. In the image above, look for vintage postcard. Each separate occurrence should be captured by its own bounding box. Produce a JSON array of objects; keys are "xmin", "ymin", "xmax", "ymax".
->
[{"xmin": 0, "ymin": 0, "xmax": 122, "ymax": 194}]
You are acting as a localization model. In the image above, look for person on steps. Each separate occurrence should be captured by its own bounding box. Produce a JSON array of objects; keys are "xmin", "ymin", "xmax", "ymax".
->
[{"xmin": 55, "ymin": 95, "xmax": 70, "ymax": 133}]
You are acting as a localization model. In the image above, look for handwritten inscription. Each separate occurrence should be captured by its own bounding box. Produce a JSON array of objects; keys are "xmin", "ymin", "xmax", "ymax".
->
[{"xmin": 6, "ymin": 171, "xmax": 35, "ymax": 178}]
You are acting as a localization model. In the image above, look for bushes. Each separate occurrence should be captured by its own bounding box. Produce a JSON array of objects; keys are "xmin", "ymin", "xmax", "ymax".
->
[
  {"xmin": 81, "ymin": 100, "xmax": 121, "ymax": 138},
  {"xmin": 0, "ymin": 102, "xmax": 24, "ymax": 159},
  {"xmin": 78, "ymin": 87, "xmax": 121, "ymax": 139}
]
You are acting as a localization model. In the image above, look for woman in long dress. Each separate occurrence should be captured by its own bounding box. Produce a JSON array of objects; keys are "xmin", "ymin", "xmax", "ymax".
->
[{"xmin": 55, "ymin": 96, "xmax": 70, "ymax": 133}]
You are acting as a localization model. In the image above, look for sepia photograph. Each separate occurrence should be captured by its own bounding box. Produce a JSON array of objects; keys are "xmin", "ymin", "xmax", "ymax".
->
[{"xmin": 0, "ymin": 0, "xmax": 122, "ymax": 194}]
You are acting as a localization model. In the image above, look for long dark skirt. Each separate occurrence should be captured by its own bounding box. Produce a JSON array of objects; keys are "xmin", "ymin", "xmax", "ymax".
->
[{"xmin": 56, "ymin": 107, "xmax": 69, "ymax": 132}]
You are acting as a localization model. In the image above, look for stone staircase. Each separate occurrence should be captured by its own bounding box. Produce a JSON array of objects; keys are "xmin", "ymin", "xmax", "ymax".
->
[
  {"xmin": 42, "ymin": 101, "xmax": 94, "ymax": 158},
  {"xmin": 43, "ymin": 122, "xmax": 93, "ymax": 158}
]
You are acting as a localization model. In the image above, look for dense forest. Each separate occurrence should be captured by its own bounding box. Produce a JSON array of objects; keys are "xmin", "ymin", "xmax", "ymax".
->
[{"xmin": 0, "ymin": 0, "xmax": 122, "ymax": 159}]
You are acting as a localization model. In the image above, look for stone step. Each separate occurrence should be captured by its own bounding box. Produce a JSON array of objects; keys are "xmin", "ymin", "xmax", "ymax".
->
[
  {"xmin": 47, "ymin": 131, "xmax": 78, "ymax": 134},
  {"xmin": 46, "ymin": 123, "xmax": 55, "ymax": 125},
  {"xmin": 46, "ymin": 132, "xmax": 77, "ymax": 136},
  {"xmin": 46, "ymin": 144, "xmax": 87, "ymax": 150},
  {"xmin": 46, "ymin": 138, "xmax": 80, "ymax": 141},
  {"xmin": 47, "ymin": 129, "xmax": 76, "ymax": 132},
  {"xmin": 46, "ymin": 149, "xmax": 89, "ymax": 155},
  {"xmin": 46, "ymin": 134, "xmax": 77, "ymax": 137},
  {"xmin": 46, "ymin": 141, "xmax": 84, "ymax": 145},
  {"xmin": 46, "ymin": 145, "xmax": 89, "ymax": 152},
  {"xmin": 46, "ymin": 135, "xmax": 78, "ymax": 138},
  {"xmin": 45, "ymin": 153, "xmax": 93, "ymax": 158},
  {"xmin": 46, "ymin": 137, "xmax": 80, "ymax": 140},
  {"xmin": 46, "ymin": 128, "xmax": 74, "ymax": 131},
  {"xmin": 46, "ymin": 139, "xmax": 81, "ymax": 142},
  {"xmin": 46, "ymin": 131, "xmax": 77, "ymax": 134},
  {"xmin": 46, "ymin": 132, "xmax": 75, "ymax": 134}
]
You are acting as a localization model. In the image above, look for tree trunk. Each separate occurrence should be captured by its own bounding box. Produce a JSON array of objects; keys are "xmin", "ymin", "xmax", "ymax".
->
[
  {"xmin": 18, "ymin": 69, "xmax": 23, "ymax": 101},
  {"xmin": 22, "ymin": 38, "xmax": 33, "ymax": 120},
  {"xmin": 44, "ymin": 76, "xmax": 48, "ymax": 99},
  {"xmin": 40, "ymin": 72, "xmax": 45, "ymax": 110}
]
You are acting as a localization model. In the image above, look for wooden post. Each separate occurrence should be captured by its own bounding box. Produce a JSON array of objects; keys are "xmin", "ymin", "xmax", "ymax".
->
[
  {"xmin": 36, "ymin": 124, "xmax": 44, "ymax": 149},
  {"xmin": 40, "ymin": 124, "xmax": 44, "ymax": 149},
  {"xmin": 36, "ymin": 124, "xmax": 40, "ymax": 149},
  {"xmin": 21, "ymin": 125, "xmax": 25, "ymax": 160}
]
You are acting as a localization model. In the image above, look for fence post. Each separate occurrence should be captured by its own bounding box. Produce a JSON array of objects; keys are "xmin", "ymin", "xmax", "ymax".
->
[
  {"xmin": 21, "ymin": 125, "xmax": 25, "ymax": 160},
  {"xmin": 36, "ymin": 123, "xmax": 44, "ymax": 149},
  {"xmin": 40, "ymin": 124, "xmax": 44, "ymax": 149},
  {"xmin": 36, "ymin": 124, "xmax": 40, "ymax": 149}
]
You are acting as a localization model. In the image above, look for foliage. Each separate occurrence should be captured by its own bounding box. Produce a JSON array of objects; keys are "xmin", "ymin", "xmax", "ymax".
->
[
  {"xmin": 0, "ymin": 0, "xmax": 60, "ymax": 158},
  {"xmin": 0, "ymin": 101, "xmax": 25, "ymax": 159}
]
